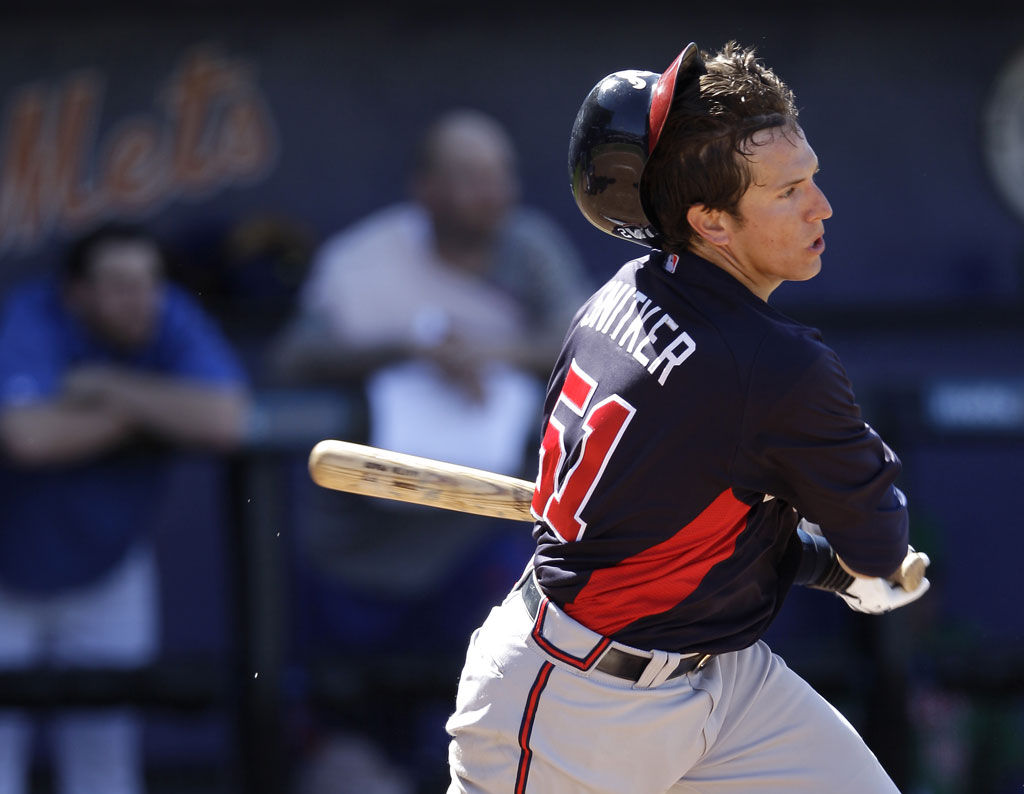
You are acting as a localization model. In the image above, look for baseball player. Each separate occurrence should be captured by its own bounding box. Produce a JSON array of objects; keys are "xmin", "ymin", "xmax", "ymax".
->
[{"xmin": 445, "ymin": 41, "xmax": 931, "ymax": 793}]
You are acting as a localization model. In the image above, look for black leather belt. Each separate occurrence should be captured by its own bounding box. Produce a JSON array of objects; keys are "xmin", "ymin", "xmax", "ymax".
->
[{"xmin": 521, "ymin": 574, "xmax": 712, "ymax": 682}]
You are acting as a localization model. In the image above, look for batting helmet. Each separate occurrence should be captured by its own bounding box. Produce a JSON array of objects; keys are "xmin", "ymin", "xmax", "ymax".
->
[{"xmin": 568, "ymin": 42, "xmax": 705, "ymax": 248}]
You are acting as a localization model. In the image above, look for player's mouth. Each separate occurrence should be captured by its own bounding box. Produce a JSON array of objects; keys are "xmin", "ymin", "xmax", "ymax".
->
[{"xmin": 810, "ymin": 235, "xmax": 825, "ymax": 254}]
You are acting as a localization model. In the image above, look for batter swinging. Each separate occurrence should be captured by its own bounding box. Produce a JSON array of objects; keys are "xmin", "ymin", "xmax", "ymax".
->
[{"xmin": 446, "ymin": 41, "xmax": 930, "ymax": 793}]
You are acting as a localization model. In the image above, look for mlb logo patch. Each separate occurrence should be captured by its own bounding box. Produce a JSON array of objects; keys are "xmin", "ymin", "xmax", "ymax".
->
[{"xmin": 664, "ymin": 254, "xmax": 679, "ymax": 273}]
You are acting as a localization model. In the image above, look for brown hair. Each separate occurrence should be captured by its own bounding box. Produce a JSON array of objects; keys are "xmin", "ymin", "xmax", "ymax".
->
[{"xmin": 640, "ymin": 42, "xmax": 800, "ymax": 253}]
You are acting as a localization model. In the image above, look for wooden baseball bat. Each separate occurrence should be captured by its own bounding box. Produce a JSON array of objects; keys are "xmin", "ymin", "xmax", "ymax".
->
[
  {"xmin": 308, "ymin": 439, "xmax": 535, "ymax": 522},
  {"xmin": 309, "ymin": 440, "xmax": 931, "ymax": 590}
]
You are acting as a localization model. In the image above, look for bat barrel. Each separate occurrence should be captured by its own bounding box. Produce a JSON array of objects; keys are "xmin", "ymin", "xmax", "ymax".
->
[{"xmin": 308, "ymin": 439, "xmax": 535, "ymax": 522}]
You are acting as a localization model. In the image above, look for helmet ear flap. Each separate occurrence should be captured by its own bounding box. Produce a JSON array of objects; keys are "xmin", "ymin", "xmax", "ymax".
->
[{"xmin": 567, "ymin": 43, "xmax": 705, "ymax": 248}]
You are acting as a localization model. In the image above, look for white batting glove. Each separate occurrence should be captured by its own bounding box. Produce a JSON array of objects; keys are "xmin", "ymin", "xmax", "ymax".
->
[{"xmin": 837, "ymin": 548, "xmax": 931, "ymax": 614}]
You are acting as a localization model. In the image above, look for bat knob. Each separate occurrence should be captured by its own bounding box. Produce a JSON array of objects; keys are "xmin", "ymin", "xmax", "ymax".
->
[{"xmin": 895, "ymin": 549, "xmax": 930, "ymax": 592}]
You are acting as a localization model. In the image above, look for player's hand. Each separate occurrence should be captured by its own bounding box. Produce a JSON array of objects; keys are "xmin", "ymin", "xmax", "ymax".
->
[{"xmin": 836, "ymin": 547, "xmax": 931, "ymax": 614}]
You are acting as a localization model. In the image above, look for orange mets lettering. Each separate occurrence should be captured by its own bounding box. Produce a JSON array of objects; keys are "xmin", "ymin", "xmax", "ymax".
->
[{"xmin": 0, "ymin": 44, "xmax": 278, "ymax": 254}]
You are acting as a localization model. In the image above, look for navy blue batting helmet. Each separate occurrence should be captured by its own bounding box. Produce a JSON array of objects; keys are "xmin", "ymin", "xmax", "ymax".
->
[{"xmin": 568, "ymin": 42, "xmax": 705, "ymax": 248}]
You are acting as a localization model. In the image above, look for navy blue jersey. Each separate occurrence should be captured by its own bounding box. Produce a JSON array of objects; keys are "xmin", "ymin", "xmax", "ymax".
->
[{"xmin": 530, "ymin": 251, "xmax": 908, "ymax": 654}]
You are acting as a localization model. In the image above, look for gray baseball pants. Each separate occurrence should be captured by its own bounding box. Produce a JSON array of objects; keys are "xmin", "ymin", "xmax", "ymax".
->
[{"xmin": 447, "ymin": 573, "xmax": 899, "ymax": 793}]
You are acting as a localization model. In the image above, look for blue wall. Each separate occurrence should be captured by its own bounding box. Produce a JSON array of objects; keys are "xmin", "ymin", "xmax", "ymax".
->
[{"xmin": 1, "ymin": 4, "xmax": 1021, "ymax": 307}]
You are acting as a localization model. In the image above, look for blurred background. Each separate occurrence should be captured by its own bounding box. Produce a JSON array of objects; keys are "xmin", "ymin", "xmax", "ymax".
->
[{"xmin": 0, "ymin": 1, "xmax": 1021, "ymax": 792}]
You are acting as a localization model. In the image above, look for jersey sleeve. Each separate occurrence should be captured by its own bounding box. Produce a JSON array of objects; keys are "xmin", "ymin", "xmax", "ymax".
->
[
  {"xmin": 297, "ymin": 230, "xmax": 357, "ymax": 321},
  {"xmin": 157, "ymin": 288, "xmax": 248, "ymax": 386},
  {"xmin": 293, "ymin": 205, "xmax": 423, "ymax": 347},
  {"xmin": 0, "ymin": 286, "xmax": 65, "ymax": 407},
  {"xmin": 738, "ymin": 335, "xmax": 908, "ymax": 578}
]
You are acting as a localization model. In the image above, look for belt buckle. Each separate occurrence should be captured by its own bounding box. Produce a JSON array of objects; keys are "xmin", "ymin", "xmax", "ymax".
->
[{"xmin": 693, "ymin": 653, "xmax": 713, "ymax": 672}]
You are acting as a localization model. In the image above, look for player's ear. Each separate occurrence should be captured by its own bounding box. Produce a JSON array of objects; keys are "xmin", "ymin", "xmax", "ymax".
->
[{"xmin": 686, "ymin": 204, "xmax": 731, "ymax": 246}]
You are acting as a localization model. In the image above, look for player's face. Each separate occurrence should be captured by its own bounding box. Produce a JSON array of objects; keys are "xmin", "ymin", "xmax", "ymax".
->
[
  {"xmin": 71, "ymin": 240, "xmax": 164, "ymax": 351},
  {"xmin": 720, "ymin": 126, "xmax": 832, "ymax": 298}
]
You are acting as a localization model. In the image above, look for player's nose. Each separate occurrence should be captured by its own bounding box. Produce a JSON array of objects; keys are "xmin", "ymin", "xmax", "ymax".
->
[{"xmin": 810, "ymin": 182, "xmax": 833, "ymax": 221}]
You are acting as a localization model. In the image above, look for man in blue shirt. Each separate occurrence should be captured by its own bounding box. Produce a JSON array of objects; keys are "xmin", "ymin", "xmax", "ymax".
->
[{"xmin": 0, "ymin": 223, "xmax": 249, "ymax": 794}]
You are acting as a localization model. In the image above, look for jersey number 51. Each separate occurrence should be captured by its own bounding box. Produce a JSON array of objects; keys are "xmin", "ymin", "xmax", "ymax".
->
[{"xmin": 531, "ymin": 359, "xmax": 636, "ymax": 543}]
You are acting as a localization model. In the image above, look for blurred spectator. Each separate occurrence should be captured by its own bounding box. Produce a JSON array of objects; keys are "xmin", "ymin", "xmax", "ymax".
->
[
  {"xmin": 0, "ymin": 222, "xmax": 250, "ymax": 794},
  {"xmin": 270, "ymin": 106, "xmax": 592, "ymax": 615},
  {"xmin": 269, "ymin": 107, "xmax": 593, "ymax": 785}
]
